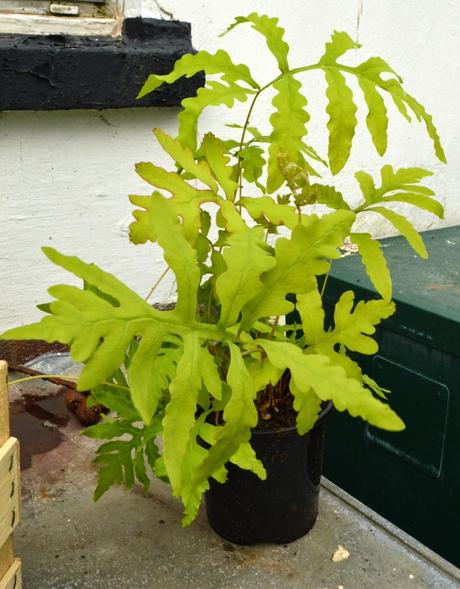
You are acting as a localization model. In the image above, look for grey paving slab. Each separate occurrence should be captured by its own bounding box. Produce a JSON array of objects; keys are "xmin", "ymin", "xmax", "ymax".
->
[{"xmin": 8, "ymin": 374, "xmax": 460, "ymax": 589}]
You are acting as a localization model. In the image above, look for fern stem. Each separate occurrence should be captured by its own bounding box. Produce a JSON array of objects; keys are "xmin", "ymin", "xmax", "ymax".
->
[
  {"xmin": 268, "ymin": 316, "xmax": 280, "ymax": 340},
  {"xmin": 144, "ymin": 267, "xmax": 170, "ymax": 302},
  {"xmin": 320, "ymin": 262, "xmax": 332, "ymax": 299},
  {"xmin": 8, "ymin": 374, "xmax": 130, "ymax": 392},
  {"xmin": 354, "ymin": 202, "xmax": 370, "ymax": 214},
  {"xmin": 236, "ymin": 89, "xmax": 263, "ymax": 203},
  {"xmin": 296, "ymin": 205, "xmax": 302, "ymax": 224},
  {"xmin": 234, "ymin": 62, "xmax": 332, "ymax": 202},
  {"xmin": 206, "ymin": 282, "xmax": 215, "ymax": 323},
  {"xmin": 289, "ymin": 62, "xmax": 355, "ymax": 78},
  {"xmin": 8, "ymin": 374, "xmax": 79, "ymax": 386},
  {"xmin": 241, "ymin": 347, "xmax": 263, "ymax": 357}
]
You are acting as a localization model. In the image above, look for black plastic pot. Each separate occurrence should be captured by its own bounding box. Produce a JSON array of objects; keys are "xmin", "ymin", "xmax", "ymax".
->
[{"xmin": 205, "ymin": 403, "xmax": 332, "ymax": 545}]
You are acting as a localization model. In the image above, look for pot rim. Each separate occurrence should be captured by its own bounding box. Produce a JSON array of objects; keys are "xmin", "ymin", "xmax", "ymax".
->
[{"xmin": 252, "ymin": 400, "xmax": 333, "ymax": 437}]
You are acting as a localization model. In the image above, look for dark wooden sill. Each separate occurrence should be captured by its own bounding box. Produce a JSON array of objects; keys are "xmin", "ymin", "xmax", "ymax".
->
[{"xmin": 0, "ymin": 17, "xmax": 203, "ymax": 111}]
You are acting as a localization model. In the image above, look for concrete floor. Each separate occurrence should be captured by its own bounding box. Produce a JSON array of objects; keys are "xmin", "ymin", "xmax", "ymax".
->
[{"xmin": 8, "ymin": 374, "xmax": 460, "ymax": 589}]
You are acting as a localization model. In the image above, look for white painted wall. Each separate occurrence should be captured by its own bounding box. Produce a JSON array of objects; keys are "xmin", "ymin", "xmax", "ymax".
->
[{"xmin": 1, "ymin": 0, "xmax": 459, "ymax": 330}]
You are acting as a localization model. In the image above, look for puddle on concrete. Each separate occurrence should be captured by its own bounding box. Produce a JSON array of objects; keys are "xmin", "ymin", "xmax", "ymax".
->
[{"xmin": 10, "ymin": 390, "xmax": 70, "ymax": 470}]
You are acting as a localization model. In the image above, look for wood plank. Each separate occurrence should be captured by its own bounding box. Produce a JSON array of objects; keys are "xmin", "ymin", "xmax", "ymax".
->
[
  {"xmin": 0, "ymin": 439, "xmax": 18, "ymax": 483},
  {"xmin": 0, "ymin": 361, "xmax": 13, "ymax": 579},
  {"xmin": 0, "ymin": 558, "xmax": 21, "ymax": 589},
  {"xmin": 0, "ymin": 540, "xmax": 13, "ymax": 582},
  {"xmin": 0, "ymin": 361, "xmax": 9, "ymax": 445},
  {"xmin": 0, "ymin": 498, "xmax": 20, "ymax": 550},
  {"xmin": 0, "ymin": 363, "xmax": 19, "ymax": 586}
]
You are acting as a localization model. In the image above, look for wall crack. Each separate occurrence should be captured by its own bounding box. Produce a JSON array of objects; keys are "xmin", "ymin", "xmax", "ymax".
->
[{"xmin": 355, "ymin": 0, "xmax": 364, "ymax": 44}]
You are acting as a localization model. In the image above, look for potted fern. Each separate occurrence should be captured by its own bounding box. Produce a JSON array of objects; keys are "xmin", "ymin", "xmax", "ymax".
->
[{"xmin": 1, "ymin": 13, "xmax": 445, "ymax": 544}]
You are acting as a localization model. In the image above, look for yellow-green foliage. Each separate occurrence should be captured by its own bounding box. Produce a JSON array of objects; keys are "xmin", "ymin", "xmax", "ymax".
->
[{"xmin": 1, "ymin": 13, "xmax": 445, "ymax": 525}]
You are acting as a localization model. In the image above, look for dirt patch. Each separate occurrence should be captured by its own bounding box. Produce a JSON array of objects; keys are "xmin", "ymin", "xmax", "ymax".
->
[{"xmin": 10, "ymin": 389, "xmax": 70, "ymax": 470}]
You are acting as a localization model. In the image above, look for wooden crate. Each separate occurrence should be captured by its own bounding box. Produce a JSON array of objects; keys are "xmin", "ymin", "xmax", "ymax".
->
[
  {"xmin": 0, "ymin": 559, "xmax": 21, "ymax": 589},
  {"xmin": 0, "ymin": 361, "xmax": 21, "ymax": 589}
]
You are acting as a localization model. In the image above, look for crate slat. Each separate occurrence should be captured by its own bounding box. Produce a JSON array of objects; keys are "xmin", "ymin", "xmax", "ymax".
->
[
  {"xmin": 0, "ymin": 441, "xmax": 20, "ymax": 547},
  {"xmin": 0, "ymin": 362, "xmax": 9, "ymax": 446},
  {"xmin": 0, "ymin": 439, "xmax": 18, "ymax": 483},
  {"xmin": 0, "ymin": 540, "xmax": 14, "ymax": 582},
  {"xmin": 0, "ymin": 362, "xmax": 21, "ymax": 587},
  {"xmin": 0, "ymin": 558, "xmax": 21, "ymax": 589}
]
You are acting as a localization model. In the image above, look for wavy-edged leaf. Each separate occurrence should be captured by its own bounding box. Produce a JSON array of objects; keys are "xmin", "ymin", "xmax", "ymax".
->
[
  {"xmin": 267, "ymin": 74, "xmax": 309, "ymax": 192},
  {"xmin": 180, "ymin": 432, "xmax": 215, "ymax": 526},
  {"xmin": 153, "ymin": 129, "xmax": 217, "ymax": 191},
  {"xmin": 355, "ymin": 171, "xmax": 375, "ymax": 203},
  {"xmin": 127, "ymin": 329, "xmax": 165, "ymax": 423},
  {"xmin": 296, "ymin": 152, "xmax": 322, "ymax": 179},
  {"xmin": 401, "ymin": 92, "xmax": 446, "ymax": 164},
  {"xmin": 91, "ymin": 386, "xmax": 140, "ymax": 422},
  {"xmin": 355, "ymin": 57, "xmax": 403, "ymax": 134},
  {"xmin": 380, "ymin": 165, "xmax": 433, "ymax": 193},
  {"xmin": 320, "ymin": 30, "xmax": 359, "ymax": 65},
  {"xmin": 354, "ymin": 57, "xmax": 446, "ymax": 163},
  {"xmin": 355, "ymin": 56, "xmax": 402, "ymax": 85},
  {"xmin": 179, "ymin": 81, "xmax": 255, "ymax": 151},
  {"xmin": 258, "ymin": 340, "xmax": 404, "ymax": 431},
  {"xmin": 216, "ymin": 227, "xmax": 276, "ymax": 327},
  {"xmin": 199, "ymin": 347, "xmax": 222, "ymax": 400},
  {"xmin": 350, "ymin": 233, "xmax": 392, "ymax": 300},
  {"xmin": 187, "ymin": 343, "xmax": 259, "ymax": 505},
  {"xmin": 197, "ymin": 417, "xmax": 265, "ymax": 480},
  {"xmin": 379, "ymin": 193, "xmax": 444, "ymax": 218},
  {"xmin": 1, "ymin": 249, "xmax": 159, "ymax": 390},
  {"xmin": 240, "ymin": 196, "xmax": 299, "ymax": 229},
  {"xmin": 84, "ymin": 420, "xmax": 137, "ymax": 440},
  {"xmin": 317, "ymin": 36, "xmax": 445, "ymax": 164},
  {"xmin": 241, "ymin": 210, "xmax": 355, "ymax": 325},
  {"xmin": 355, "ymin": 165, "xmax": 442, "ymax": 219},
  {"xmin": 329, "ymin": 291, "xmax": 395, "ymax": 354},
  {"xmin": 230, "ymin": 442, "xmax": 266, "ymax": 480},
  {"xmin": 369, "ymin": 206, "xmax": 428, "ymax": 258},
  {"xmin": 297, "ymin": 288, "xmax": 394, "ymax": 354},
  {"xmin": 217, "ymin": 200, "xmax": 248, "ymax": 233},
  {"xmin": 135, "ymin": 163, "xmax": 207, "ymax": 199},
  {"xmin": 307, "ymin": 183, "xmax": 351, "ymax": 210},
  {"xmin": 138, "ymin": 49, "xmax": 259, "ymax": 99},
  {"xmin": 1, "ymin": 249, "xmax": 224, "ymax": 390},
  {"xmin": 324, "ymin": 68, "xmax": 357, "ymax": 174},
  {"xmin": 239, "ymin": 145, "xmax": 266, "ymax": 184},
  {"xmin": 301, "ymin": 142, "xmax": 328, "ymax": 167},
  {"xmin": 223, "ymin": 13, "xmax": 290, "ymax": 73},
  {"xmin": 93, "ymin": 448, "xmax": 124, "ymax": 501},
  {"xmin": 147, "ymin": 195, "xmax": 200, "ymax": 321},
  {"xmin": 134, "ymin": 164, "xmax": 218, "ymax": 243},
  {"xmin": 247, "ymin": 356, "xmax": 283, "ymax": 393},
  {"xmin": 358, "ymin": 77, "xmax": 388, "ymax": 156},
  {"xmin": 92, "ymin": 438, "xmax": 140, "ymax": 499},
  {"xmin": 317, "ymin": 346, "xmax": 363, "ymax": 382},
  {"xmin": 162, "ymin": 333, "xmax": 201, "ymax": 495},
  {"xmin": 290, "ymin": 381, "xmax": 322, "ymax": 435},
  {"xmin": 363, "ymin": 373, "xmax": 390, "ymax": 399},
  {"xmin": 201, "ymin": 133, "xmax": 238, "ymax": 201},
  {"xmin": 129, "ymin": 195, "xmax": 157, "ymax": 244},
  {"xmin": 294, "ymin": 284, "xmax": 325, "ymax": 346}
]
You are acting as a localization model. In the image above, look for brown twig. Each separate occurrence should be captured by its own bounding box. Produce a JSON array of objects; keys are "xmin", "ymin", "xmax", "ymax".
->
[{"xmin": 8, "ymin": 365, "xmax": 77, "ymax": 389}]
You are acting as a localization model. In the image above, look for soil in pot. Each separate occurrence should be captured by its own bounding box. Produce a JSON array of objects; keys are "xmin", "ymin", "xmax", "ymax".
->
[{"xmin": 205, "ymin": 374, "xmax": 331, "ymax": 545}]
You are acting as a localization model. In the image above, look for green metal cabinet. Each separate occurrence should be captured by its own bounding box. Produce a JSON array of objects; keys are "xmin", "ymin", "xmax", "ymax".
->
[{"xmin": 322, "ymin": 225, "xmax": 460, "ymax": 567}]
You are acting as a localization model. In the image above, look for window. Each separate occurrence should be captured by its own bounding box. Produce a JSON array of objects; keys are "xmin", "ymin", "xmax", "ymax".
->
[{"xmin": 0, "ymin": 0, "xmax": 122, "ymax": 36}]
